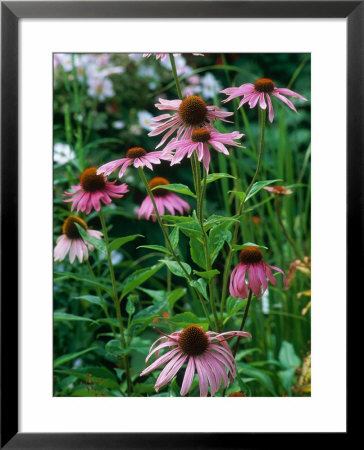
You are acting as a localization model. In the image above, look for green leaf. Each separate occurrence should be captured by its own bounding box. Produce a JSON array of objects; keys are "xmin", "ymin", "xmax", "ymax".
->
[
  {"xmin": 130, "ymin": 305, "xmax": 167, "ymax": 335},
  {"xmin": 152, "ymin": 183, "xmax": 196, "ymax": 198},
  {"xmin": 278, "ymin": 368, "xmax": 296, "ymax": 396},
  {"xmin": 160, "ymin": 259, "xmax": 191, "ymax": 280},
  {"xmin": 54, "ymin": 271, "xmax": 113, "ymax": 297},
  {"xmin": 208, "ymin": 221, "xmax": 233, "ymax": 265},
  {"xmin": 54, "ymin": 346, "xmax": 98, "ymax": 368},
  {"xmin": 73, "ymin": 295, "xmax": 104, "ymax": 308},
  {"xmin": 278, "ymin": 341, "xmax": 301, "ymax": 369},
  {"xmin": 193, "ymin": 269, "xmax": 220, "ymax": 280},
  {"xmin": 223, "ymin": 296, "xmax": 246, "ymax": 324},
  {"xmin": 167, "ymin": 312, "xmax": 208, "ymax": 330},
  {"xmin": 167, "ymin": 288, "xmax": 186, "ymax": 309},
  {"xmin": 245, "ymin": 179, "xmax": 282, "ymax": 201},
  {"xmin": 229, "ymin": 190, "xmax": 246, "ymax": 202},
  {"xmin": 169, "ymin": 227, "xmax": 180, "ymax": 248},
  {"xmin": 189, "ymin": 278, "xmax": 208, "ymax": 300},
  {"xmin": 109, "ymin": 234, "xmax": 143, "ymax": 252},
  {"xmin": 121, "ymin": 263, "xmax": 163, "ymax": 299},
  {"xmin": 235, "ymin": 369, "xmax": 251, "ymax": 396},
  {"xmin": 126, "ymin": 294, "xmax": 139, "ymax": 316},
  {"xmin": 75, "ymin": 223, "xmax": 106, "ymax": 254},
  {"xmin": 189, "ymin": 237, "xmax": 206, "ymax": 269},
  {"xmin": 203, "ymin": 172, "xmax": 236, "ymax": 185},
  {"xmin": 239, "ymin": 365, "xmax": 277, "ymax": 396},
  {"xmin": 177, "ymin": 221, "xmax": 202, "ymax": 239},
  {"xmin": 55, "ymin": 367, "xmax": 120, "ymax": 391},
  {"xmin": 54, "ymin": 311, "xmax": 95, "ymax": 323},
  {"xmin": 137, "ymin": 244, "xmax": 171, "ymax": 255},
  {"xmin": 232, "ymin": 242, "xmax": 268, "ymax": 252}
]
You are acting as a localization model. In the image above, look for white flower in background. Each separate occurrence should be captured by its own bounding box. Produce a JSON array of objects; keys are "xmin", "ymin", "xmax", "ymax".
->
[
  {"xmin": 113, "ymin": 120, "xmax": 125, "ymax": 130},
  {"xmin": 99, "ymin": 250, "xmax": 123, "ymax": 265},
  {"xmin": 138, "ymin": 65, "xmax": 158, "ymax": 78},
  {"xmin": 87, "ymin": 77, "xmax": 115, "ymax": 101},
  {"xmin": 130, "ymin": 124, "xmax": 142, "ymax": 136},
  {"xmin": 160, "ymin": 55, "xmax": 189, "ymax": 76},
  {"xmin": 182, "ymin": 84, "xmax": 201, "ymax": 97},
  {"xmin": 261, "ymin": 289, "xmax": 270, "ymax": 314},
  {"xmin": 111, "ymin": 251, "xmax": 123, "ymax": 265},
  {"xmin": 128, "ymin": 54, "xmax": 143, "ymax": 62},
  {"xmin": 54, "ymin": 53, "xmax": 73, "ymax": 71},
  {"xmin": 201, "ymin": 72, "xmax": 222, "ymax": 99},
  {"xmin": 138, "ymin": 110, "xmax": 154, "ymax": 131},
  {"xmin": 54, "ymin": 143, "xmax": 76, "ymax": 165}
]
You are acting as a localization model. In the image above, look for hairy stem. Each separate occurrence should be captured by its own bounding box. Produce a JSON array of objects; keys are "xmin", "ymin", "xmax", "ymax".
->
[
  {"xmin": 99, "ymin": 209, "xmax": 132, "ymax": 396},
  {"xmin": 220, "ymin": 108, "xmax": 266, "ymax": 323}
]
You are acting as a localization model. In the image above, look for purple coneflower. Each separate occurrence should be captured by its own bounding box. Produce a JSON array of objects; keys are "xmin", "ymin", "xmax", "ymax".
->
[
  {"xmin": 148, "ymin": 95, "xmax": 233, "ymax": 148},
  {"xmin": 54, "ymin": 215, "xmax": 102, "ymax": 264},
  {"xmin": 64, "ymin": 168, "xmax": 129, "ymax": 215},
  {"xmin": 140, "ymin": 325, "xmax": 251, "ymax": 397},
  {"xmin": 97, "ymin": 147, "xmax": 172, "ymax": 179},
  {"xmin": 221, "ymin": 78, "xmax": 307, "ymax": 123},
  {"xmin": 138, "ymin": 177, "xmax": 190, "ymax": 222},
  {"xmin": 163, "ymin": 127, "xmax": 244, "ymax": 172},
  {"xmin": 229, "ymin": 245, "xmax": 287, "ymax": 299}
]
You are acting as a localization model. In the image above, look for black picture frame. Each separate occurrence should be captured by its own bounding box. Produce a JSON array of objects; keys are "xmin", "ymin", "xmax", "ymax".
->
[{"xmin": 1, "ymin": 1, "xmax": 356, "ymax": 448}]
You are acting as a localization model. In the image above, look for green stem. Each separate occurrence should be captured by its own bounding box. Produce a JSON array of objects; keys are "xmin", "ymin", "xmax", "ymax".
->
[
  {"xmin": 86, "ymin": 259, "xmax": 116, "ymax": 338},
  {"xmin": 194, "ymin": 159, "xmax": 219, "ymax": 331},
  {"xmin": 99, "ymin": 209, "xmax": 132, "ymax": 396},
  {"xmin": 233, "ymin": 290, "xmax": 253, "ymax": 357},
  {"xmin": 169, "ymin": 54, "xmax": 183, "ymax": 100},
  {"xmin": 274, "ymin": 197, "xmax": 303, "ymax": 261},
  {"xmin": 137, "ymin": 167, "xmax": 214, "ymax": 329},
  {"xmin": 220, "ymin": 108, "xmax": 266, "ymax": 323}
]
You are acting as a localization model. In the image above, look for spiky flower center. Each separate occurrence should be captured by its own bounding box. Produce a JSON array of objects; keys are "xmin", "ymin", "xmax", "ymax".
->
[
  {"xmin": 80, "ymin": 167, "xmax": 106, "ymax": 192},
  {"xmin": 178, "ymin": 325, "xmax": 209, "ymax": 356},
  {"xmin": 126, "ymin": 147, "xmax": 147, "ymax": 159},
  {"xmin": 179, "ymin": 96, "xmax": 207, "ymax": 126},
  {"xmin": 62, "ymin": 215, "xmax": 87, "ymax": 240},
  {"xmin": 254, "ymin": 78, "xmax": 275, "ymax": 93},
  {"xmin": 239, "ymin": 246, "xmax": 263, "ymax": 264},
  {"xmin": 228, "ymin": 392, "xmax": 246, "ymax": 397},
  {"xmin": 191, "ymin": 128, "xmax": 211, "ymax": 143},
  {"xmin": 148, "ymin": 176, "xmax": 170, "ymax": 197}
]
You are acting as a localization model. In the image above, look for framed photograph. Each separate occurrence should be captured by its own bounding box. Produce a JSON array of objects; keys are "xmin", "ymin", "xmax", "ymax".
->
[{"xmin": 1, "ymin": 1, "xmax": 356, "ymax": 448}]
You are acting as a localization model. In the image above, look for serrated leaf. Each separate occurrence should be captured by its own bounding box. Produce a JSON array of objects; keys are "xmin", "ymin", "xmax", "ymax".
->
[
  {"xmin": 126, "ymin": 294, "xmax": 138, "ymax": 315},
  {"xmin": 160, "ymin": 260, "xmax": 191, "ymax": 279},
  {"xmin": 75, "ymin": 223, "xmax": 106, "ymax": 254},
  {"xmin": 54, "ymin": 346, "xmax": 98, "ymax": 368},
  {"xmin": 54, "ymin": 311, "xmax": 95, "ymax": 323},
  {"xmin": 278, "ymin": 341, "xmax": 301, "ymax": 369},
  {"xmin": 54, "ymin": 271, "xmax": 113, "ymax": 297},
  {"xmin": 152, "ymin": 183, "xmax": 196, "ymax": 198},
  {"xmin": 109, "ymin": 234, "xmax": 143, "ymax": 252},
  {"xmin": 121, "ymin": 263, "xmax": 163, "ymax": 299},
  {"xmin": 245, "ymin": 179, "xmax": 282, "ymax": 201},
  {"xmin": 138, "ymin": 244, "xmax": 171, "ymax": 255},
  {"xmin": 203, "ymin": 172, "xmax": 236, "ymax": 185},
  {"xmin": 208, "ymin": 221, "xmax": 233, "ymax": 265},
  {"xmin": 73, "ymin": 295, "xmax": 104, "ymax": 307},
  {"xmin": 232, "ymin": 242, "xmax": 268, "ymax": 252},
  {"xmin": 189, "ymin": 278, "xmax": 208, "ymax": 300},
  {"xmin": 167, "ymin": 312, "xmax": 208, "ymax": 330},
  {"xmin": 169, "ymin": 227, "xmax": 180, "ymax": 248},
  {"xmin": 193, "ymin": 269, "xmax": 220, "ymax": 280},
  {"xmin": 190, "ymin": 237, "xmax": 206, "ymax": 269}
]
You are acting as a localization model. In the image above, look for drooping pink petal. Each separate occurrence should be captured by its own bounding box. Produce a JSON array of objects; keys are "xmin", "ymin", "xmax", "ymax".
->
[{"xmin": 180, "ymin": 357, "xmax": 196, "ymax": 396}]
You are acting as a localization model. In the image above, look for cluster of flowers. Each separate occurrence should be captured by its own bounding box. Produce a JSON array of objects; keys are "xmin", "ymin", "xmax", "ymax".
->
[
  {"xmin": 54, "ymin": 53, "xmax": 124, "ymax": 101},
  {"xmin": 54, "ymin": 65, "xmax": 305, "ymax": 395}
]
